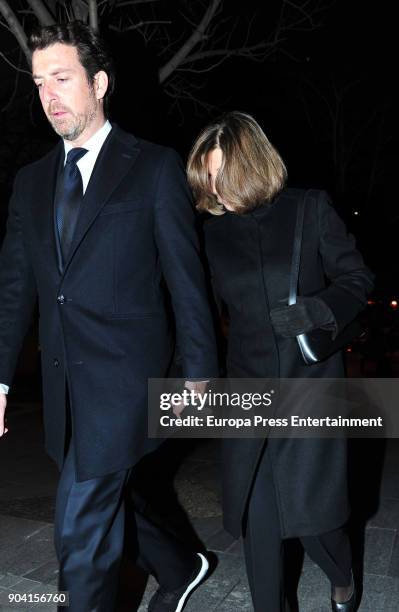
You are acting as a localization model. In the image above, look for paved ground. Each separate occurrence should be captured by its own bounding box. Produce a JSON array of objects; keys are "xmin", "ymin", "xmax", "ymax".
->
[{"xmin": 0, "ymin": 386, "xmax": 398, "ymax": 611}]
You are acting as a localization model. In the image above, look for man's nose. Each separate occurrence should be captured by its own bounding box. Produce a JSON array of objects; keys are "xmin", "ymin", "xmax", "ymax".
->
[{"xmin": 41, "ymin": 83, "xmax": 58, "ymax": 105}]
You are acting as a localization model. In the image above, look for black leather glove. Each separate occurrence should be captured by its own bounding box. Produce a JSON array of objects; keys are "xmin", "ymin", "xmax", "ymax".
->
[{"xmin": 270, "ymin": 297, "xmax": 337, "ymax": 338}]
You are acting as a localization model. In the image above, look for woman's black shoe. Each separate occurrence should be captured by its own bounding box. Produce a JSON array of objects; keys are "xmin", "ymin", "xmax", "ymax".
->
[{"xmin": 331, "ymin": 575, "xmax": 356, "ymax": 612}]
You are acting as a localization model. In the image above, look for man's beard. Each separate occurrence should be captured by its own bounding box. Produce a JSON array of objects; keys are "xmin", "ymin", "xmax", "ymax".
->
[{"xmin": 48, "ymin": 100, "xmax": 97, "ymax": 141}]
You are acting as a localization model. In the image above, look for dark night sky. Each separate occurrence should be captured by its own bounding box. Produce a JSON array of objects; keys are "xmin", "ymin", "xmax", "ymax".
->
[{"xmin": 0, "ymin": 1, "xmax": 397, "ymax": 295}]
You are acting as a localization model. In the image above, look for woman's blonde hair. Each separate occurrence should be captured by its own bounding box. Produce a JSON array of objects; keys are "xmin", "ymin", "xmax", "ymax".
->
[{"xmin": 187, "ymin": 111, "xmax": 287, "ymax": 215}]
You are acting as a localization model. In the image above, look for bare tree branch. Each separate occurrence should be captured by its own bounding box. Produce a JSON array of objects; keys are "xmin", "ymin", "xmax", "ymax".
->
[
  {"xmin": 116, "ymin": 0, "xmax": 160, "ymax": 6},
  {"xmin": 0, "ymin": 49, "xmax": 31, "ymax": 74},
  {"xmin": 0, "ymin": 0, "xmax": 333, "ymax": 116},
  {"xmin": 158, "ymin": 0, "xmax": 330, "ymax": 95},
  {"xmin": 159, "ymin": 0, "xmax": 222, "ymax": 83},
  {"xmin": 0, "ymin": 0, "xmax": 31, "ymax": 63},
  {"xmin": 26, "ymin": 0, "xmax": 55, "ymax": 25},
  {"xmin": 88, "ymin": 0, "xmax": 99, "ymax": 31},
  {"xmin": 109, "ymin": 19, "xmax": 171, "ymax": 33},
  {"xmin": 0, "ymin": 16, "xmax": 12, "ymax": 32},
  {"xmin": 71, "ymin": 0, "xmax": 88, "ymax": 21},
  {"xmin": 180, "ymin": 40, "xmax": 278, "ymax": 67},
  {"xmin": 164, "ymin": 77, "xmax": 218, "ymax": 124}
]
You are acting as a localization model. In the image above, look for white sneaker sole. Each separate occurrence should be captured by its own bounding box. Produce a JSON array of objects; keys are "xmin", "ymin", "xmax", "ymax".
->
[{"xmin": 175, "ymin": 552, "xmax": 209, "ymax": 612}]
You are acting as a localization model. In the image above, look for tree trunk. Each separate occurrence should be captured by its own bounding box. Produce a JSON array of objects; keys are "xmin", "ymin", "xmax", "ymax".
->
[
  {"xmin": 71, "ymin": 0, "xmax": 89, "ymax": 22},
  {"xmin": 26, "ymin": 0, "xmax": 55, "ymax": 26},
  {"xmin": 88, "ymin": 0, "xmax": 99, "ymax": 32}
]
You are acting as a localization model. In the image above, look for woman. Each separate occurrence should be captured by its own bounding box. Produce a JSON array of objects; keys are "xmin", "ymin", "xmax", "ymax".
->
[{"xmin": 187, "ymin": 112, "xmax": 374, "ymax": 611}]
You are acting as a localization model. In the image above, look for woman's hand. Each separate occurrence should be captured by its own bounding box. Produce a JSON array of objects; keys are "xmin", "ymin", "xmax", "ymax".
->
[{"xmin": 270, "ymin": 297, "xmax": 336, "ymax": 338}]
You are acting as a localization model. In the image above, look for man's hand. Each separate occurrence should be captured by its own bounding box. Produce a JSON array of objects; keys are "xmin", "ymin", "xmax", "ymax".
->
[
  {"xmin": 172, "ymin": 380, "xmax": 209, "ymax": 417},
  {"xmin": 184, "ymin": 380, "xmax": 209, "ymax": 395},
  {"xmin": 0, "ymin": 394, "xmax": 8, "ymax": 436}
]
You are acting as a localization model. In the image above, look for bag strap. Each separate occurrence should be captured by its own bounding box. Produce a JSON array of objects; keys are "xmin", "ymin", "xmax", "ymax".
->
[{"xmin": 288, "ymin": 190, "xmax": 307, "ymax": 306}]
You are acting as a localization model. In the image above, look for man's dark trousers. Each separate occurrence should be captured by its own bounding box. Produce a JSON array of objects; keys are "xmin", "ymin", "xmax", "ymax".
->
[{"xmin": 54, "ymin": 431, "xmax": 196, "ymax": 611}]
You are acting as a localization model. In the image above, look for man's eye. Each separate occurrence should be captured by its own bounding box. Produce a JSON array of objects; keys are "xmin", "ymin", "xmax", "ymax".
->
[
  {"xmin": 57, "ymin": 78, "xmax": 68, "ymax": 83},
  {"xmin": 35, "ymin": 82, "xmax": 42, "ymax": 88}
]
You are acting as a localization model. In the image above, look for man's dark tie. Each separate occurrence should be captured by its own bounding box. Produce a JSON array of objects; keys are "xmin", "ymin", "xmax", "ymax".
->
[{"xmin": 55, "ymin": 147, "xmax": 88, "ymax": 261}]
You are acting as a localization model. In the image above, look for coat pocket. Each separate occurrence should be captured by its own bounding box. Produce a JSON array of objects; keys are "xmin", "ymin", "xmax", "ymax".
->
[{"xmin": 100, "ymin": 200, "xmax": 144, "ymax": 215}]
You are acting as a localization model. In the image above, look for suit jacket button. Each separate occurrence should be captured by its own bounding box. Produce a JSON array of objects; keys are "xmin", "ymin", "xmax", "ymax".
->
[
  {"xmin": 57, "ymin": 295, "xmax": 65, "ymax": 304},
  {"xmin": 53, "ymin": 359, "xmax": 60, "ymax": 367}
]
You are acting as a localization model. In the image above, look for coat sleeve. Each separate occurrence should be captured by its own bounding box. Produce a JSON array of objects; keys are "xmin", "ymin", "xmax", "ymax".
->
[
  {"xmin": 315, "ymin": 190, "xmax": 374, "ymax": 332},
  {"xmin": 153, "ymin": 149, "xmax": 219, "ymax": 379},
  {"xmin": 0, "ymin": 170, "xmax": 38, "ymax": 386}
]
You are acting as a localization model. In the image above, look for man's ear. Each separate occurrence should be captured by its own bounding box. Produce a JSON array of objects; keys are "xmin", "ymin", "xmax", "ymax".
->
[{"xmin": 93, "ymin": 71, "xmax": 108, "ymax": 101}]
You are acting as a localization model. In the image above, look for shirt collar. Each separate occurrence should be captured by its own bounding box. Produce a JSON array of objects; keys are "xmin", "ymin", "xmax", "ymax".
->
[{"xmin": 63, "ymin": 120, "xmax": 112, "ymax": 161}]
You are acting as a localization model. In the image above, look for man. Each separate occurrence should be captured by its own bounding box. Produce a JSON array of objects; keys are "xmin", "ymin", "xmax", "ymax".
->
[{"xmin": 0, "ymin": 21, "xmax": 218, "ymax": 612}]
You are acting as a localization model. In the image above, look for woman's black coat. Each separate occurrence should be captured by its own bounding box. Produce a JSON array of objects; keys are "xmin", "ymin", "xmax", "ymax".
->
[{"xmin": 204, "ymin": 188, "xmax": 374, "ymax": 539}]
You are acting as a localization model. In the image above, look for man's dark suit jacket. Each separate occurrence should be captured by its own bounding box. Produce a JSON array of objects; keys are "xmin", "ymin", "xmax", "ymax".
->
[{"xmin": 0, "ymin": 125, "xmax": 218, "ymax": 480}]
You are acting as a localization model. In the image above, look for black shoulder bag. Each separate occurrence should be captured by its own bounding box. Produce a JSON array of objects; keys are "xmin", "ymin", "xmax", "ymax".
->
[{"xmin": 290, "ymin": 191, "xmax": 363, "ymax": 365}]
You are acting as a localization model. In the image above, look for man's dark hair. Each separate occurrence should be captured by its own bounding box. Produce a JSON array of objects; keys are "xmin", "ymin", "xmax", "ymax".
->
[{"xmin": 29, "ymin": 21, "xmax": 115, "ymax": 114}]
